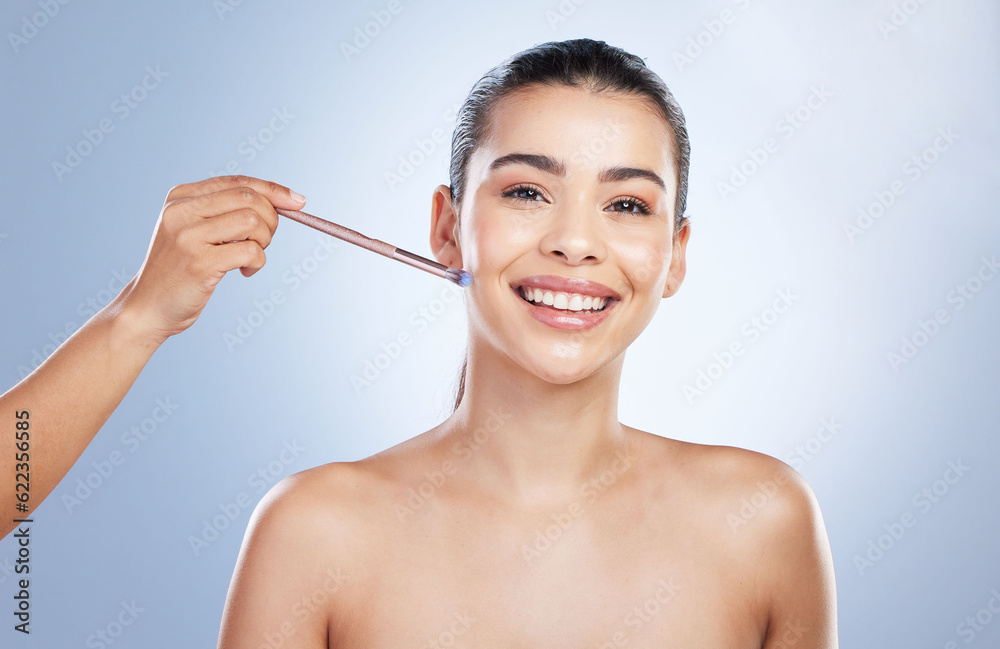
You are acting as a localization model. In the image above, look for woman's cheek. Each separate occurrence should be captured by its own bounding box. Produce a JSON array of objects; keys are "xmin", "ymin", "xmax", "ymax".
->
[
  {"xmin": 620, "ymin": 239, "xmax": 671, "ymax": 289},
  {"xmin": 476, "ymin": 214, "xmax": 533, "ymax": 272},
  {"xmin": 460, "ymin": 234, "xmax": 511, "ymax": 322}
]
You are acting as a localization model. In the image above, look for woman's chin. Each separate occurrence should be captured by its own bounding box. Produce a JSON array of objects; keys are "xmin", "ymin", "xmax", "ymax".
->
[{"xmin": 510, "ymin": 346, "xmax": 617, "ymax": 386}]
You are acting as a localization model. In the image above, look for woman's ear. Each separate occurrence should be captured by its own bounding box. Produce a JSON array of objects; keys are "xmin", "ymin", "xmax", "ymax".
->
[
  {"xmin": 663, "ymin": 220, "xmax": 691, "ymax": 298},
  {"xmin": 430, "ymin": 184, "xmax": 463, "ymax": 269}
]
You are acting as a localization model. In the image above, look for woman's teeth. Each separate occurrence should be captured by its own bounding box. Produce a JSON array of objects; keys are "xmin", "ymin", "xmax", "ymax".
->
[{"xmin": 518, "ymin": 286, "xmax": 608, "ymax": 312}]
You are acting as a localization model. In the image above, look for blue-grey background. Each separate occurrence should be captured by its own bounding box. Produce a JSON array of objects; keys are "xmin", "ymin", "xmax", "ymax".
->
[{"xmin": 1, "ymin": 0, "xmax": 998, "ymax": 647}]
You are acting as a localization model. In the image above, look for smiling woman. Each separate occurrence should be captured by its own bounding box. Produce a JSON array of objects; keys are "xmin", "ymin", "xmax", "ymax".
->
[{"xmin": 216, "ymin": 39, "xmax": 838, "ymax": 648}]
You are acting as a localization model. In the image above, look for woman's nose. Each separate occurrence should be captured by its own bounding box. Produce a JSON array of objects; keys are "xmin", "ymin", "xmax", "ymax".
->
[{"xmin": 538, "ymin": 202, "xmax": 607, "ymax": 265}]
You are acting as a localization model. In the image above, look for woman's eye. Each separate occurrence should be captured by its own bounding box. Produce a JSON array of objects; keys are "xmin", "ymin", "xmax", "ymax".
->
[
  {"xmin": 608, "ymin": 197, "xmax": 652, "ymax": 215},
  {"xmin": 503, "ymin": 185, "xmax": 544, "ymax": 202}
]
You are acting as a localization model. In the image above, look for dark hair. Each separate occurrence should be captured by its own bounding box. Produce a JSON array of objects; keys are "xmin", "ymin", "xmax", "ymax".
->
[{"xmin": 447, "ymin": 38, "xmax": 691, "ymax": 413}]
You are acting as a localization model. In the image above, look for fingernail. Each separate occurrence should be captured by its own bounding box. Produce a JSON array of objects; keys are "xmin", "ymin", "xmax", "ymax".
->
[{"xmin": 289, "ymin": 189, "xmax": 306, "ymax": 203}]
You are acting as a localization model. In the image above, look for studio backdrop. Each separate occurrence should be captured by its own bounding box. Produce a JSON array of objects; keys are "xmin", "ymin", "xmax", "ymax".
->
[{"xmin": 1, "ymin": 0, "xmax": 998, "ymax": 647}]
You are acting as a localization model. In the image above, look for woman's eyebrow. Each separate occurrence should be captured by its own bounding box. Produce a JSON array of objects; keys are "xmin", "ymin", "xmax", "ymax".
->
[
  {"xmin": 488, "ymin": 152, "xmax": 666, "ymax": 191},
  {"xmin": 598, "ymin": 166, "xmax": 666, "ymax": 191},
  {"xmin": 489, "ymin": 152, "xmax": 565, "ymax": 175}
]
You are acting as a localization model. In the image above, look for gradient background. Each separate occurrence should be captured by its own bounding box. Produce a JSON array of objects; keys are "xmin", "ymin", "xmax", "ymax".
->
[{"xmin": 1, "ymin": 0, "xmax": 998, "ymax": 647}]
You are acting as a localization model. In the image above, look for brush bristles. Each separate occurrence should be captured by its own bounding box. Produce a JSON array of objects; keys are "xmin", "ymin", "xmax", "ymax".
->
[{"xmin": 446, "ymin": 268, "xmax": 472, "ymax": 287}]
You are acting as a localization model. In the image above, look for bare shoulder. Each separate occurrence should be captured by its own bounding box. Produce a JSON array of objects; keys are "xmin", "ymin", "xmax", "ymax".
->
[
  {"xmin": 631, "ymin": 430, "xmax": 838, "ymax": 646},
  {"xmin": 631, "ymin": 429, "xmax": 821, "ymax": 537},
  {"xmin": 250, "ymin": 454, "xmax": 404, "ymax": 549},
  {"xmin": 234, "ymin": 462, "xmax": 381, "ymax": 587},
  {"xmin": 218, "ymin": 456, "xmax": 410, "ymax": 646},
  {"xmin": 247, "ymin": 430, "xmax": 446, "ymax": 552},
  {"xmin": 705, "ymin": 442, "xmax": 816, "ymax": 524}
]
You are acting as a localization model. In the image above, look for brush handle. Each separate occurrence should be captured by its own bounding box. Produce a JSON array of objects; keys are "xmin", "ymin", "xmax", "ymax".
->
[
  {"xmin": 392, "ymin": 248, "xmax": 452, "ymax": 278},
  {"xmin": 275, "ymin": 208, "xmax": 396, "ymax": 258},
  {"xmin": 275, "ymin": 207, "xmax": 471, "ymax": 287}
]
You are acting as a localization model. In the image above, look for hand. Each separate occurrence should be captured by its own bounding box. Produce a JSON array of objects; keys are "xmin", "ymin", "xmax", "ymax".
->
[{"xmin": 121, "ymin": 175, "xmax": 307, "ymax": 344}]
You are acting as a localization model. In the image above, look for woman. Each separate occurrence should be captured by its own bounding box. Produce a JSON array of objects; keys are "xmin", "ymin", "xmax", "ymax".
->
[{"xmin": 217, "ymin": 39, "xmax": 838, "ymax": 648}]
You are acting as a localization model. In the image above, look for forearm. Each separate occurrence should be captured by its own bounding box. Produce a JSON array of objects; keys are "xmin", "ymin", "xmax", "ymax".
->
[
  {"xmin": 0, "ymin": 175, "xmax": 305, "ymax": 540},
  {"xmin": 0, "ymin": 278, "xmax": 163, "ymax": 536}
]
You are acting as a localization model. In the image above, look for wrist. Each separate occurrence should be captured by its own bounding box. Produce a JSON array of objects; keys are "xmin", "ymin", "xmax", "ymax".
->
[{"xmin": 103, "ymin": 278, "xmax": 170, "ymax": 355}]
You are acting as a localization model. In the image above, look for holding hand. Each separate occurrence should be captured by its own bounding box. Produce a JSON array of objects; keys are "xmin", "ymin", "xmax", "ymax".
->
[
  {"xmin": 123, "ymin": 175, "xmax": 307, "ymax": 344},
  {"xmin": 0, "ymin": 175, "xmax": 306, "ymax": 538}
]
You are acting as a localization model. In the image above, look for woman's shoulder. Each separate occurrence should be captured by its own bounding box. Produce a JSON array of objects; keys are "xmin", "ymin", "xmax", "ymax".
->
[
  {"xmin": 633, "ymin": 429, "xmax": 823, "ymax": 541},
  {"xmin": 229, "ymin": 456, "xmax": 413, "ymax": 599},
  {"xmin": 637, "ymin": 427, "xmax": 804, "ymax": 484},
  {"xmin": 245, "ymin": 432, "xmax": 444, "ymax": 540},
  {"xmin": 638, "ymin": 431, "xmax": 838, "ymax": 635},
  {"xmin": 254, "ymin": 452, "xmax": 408, "ymax": 522}
]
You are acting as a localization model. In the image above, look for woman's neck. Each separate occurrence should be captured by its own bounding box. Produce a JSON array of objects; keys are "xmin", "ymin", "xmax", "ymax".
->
[{"xmin": 446, "ymin": 337, "xmax": 634, "ymax": 506}]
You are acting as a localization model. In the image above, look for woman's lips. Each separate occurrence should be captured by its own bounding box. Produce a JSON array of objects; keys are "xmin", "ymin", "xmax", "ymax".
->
[
  {"xmin": 513, "ymin": 286, "xmax": 617, "ymax": 331},
  {"xmin": 511, "ymin": 275, "xmax": 622, "ymax": 301}
]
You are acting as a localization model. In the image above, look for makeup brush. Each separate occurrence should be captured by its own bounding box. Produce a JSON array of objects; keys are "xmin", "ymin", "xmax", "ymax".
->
[{"xmin": 275, "ymin": 208, "xmax": 471, "ymax": 288}]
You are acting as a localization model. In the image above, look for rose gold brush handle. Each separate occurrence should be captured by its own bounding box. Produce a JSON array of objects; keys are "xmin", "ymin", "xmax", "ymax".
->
[
  {"xmin": 275, "ymin": 208, "xmax": 394, "ymax": 256},
  {"xmin": 274, "ymin": 208, "xmax": 471, "ymax": 287}
]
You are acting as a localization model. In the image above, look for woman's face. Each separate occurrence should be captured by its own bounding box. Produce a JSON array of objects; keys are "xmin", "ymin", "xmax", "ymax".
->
[{"xmin": 431, "ymin": 83, "xmax": 690, "ymax": 385}]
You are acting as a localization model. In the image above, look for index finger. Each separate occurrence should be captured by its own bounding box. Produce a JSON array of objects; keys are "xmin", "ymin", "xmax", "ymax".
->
[{"xmin": 166, "ymin": 175, "xmax": 306, "ymax": 210}]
